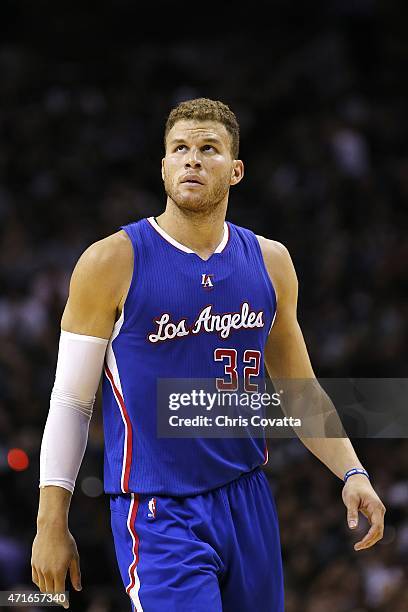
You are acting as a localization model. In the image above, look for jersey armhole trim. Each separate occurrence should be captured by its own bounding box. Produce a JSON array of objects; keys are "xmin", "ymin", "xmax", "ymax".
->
[
  {"xmin": 115, "ymin": 225, "xmax": 139, "ymax": 335},
  {"xmin": 253, "ymin": 234, "xmax": 278, "ymax": 334}
]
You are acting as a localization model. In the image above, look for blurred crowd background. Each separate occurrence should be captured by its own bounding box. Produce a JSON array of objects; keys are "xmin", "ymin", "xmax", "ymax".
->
[{"xmin": 0, "ymin": 1, "xmax": 407, "ymax": 610}]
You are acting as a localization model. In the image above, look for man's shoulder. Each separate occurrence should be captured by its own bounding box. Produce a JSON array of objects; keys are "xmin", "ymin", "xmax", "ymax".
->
[
  {"xmin": 80, "ymin": 230, "xmax": 133, "ymax": 270},
  {"xmin": 70, "ymin": 230, "xmax": 133, "ymax": 298},
  {"xmin": 227, "ymin": 222, "xmax": 293, "ymax": 282},
  {"xmin": 256, "ymin": 235, "xmax": 291, "ymax": 268},
  {"xmin": 255, "ymin": 235, "xmax": 298, "ymax": 298},
  {"xmin": 228, "ymin": 221, "xmax": 289, "ymax": 259}
]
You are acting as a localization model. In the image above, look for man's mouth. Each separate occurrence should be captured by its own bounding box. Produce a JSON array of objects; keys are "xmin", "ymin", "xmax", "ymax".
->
[{"xmin": 181, "ymin": 176, "xmax": 204, "ymax": 185}]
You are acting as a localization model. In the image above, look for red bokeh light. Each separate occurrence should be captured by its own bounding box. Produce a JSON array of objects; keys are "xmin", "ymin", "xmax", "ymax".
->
[{"xmin": 7, "ymin": 448, "xmax": 29, "ymax": 471}]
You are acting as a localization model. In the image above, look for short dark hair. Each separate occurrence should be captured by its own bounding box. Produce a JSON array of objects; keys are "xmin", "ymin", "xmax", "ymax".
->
[{"xmin": 164, "ymin": 97, "xmax": 240, "ymax": 158}]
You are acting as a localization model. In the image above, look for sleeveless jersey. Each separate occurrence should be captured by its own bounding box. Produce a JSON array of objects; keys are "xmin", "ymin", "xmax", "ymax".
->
[{"xmin": 102, "ymin": 217, "xmax": 276, "ymax": 496}]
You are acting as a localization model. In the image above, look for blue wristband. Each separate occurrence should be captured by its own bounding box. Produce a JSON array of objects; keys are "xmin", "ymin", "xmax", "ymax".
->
[{"xmin": 344, "ymin": 468, "xmax": 370, "ymax": 483}]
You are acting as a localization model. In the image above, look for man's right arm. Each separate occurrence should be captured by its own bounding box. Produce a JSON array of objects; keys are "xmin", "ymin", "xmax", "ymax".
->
[
  {"xmin": 61, "ymin": 230, "xmax": 133, "ymax": 337},
  {"xmin": 32, "ymin": 230, "xmax": 133, "ymax": 600}
]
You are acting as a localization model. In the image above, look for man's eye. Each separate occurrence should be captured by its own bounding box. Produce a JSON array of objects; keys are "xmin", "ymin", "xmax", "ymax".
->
[
  {"xmin": 202, "ymin": 145, "xmax": 214, "ymax": 151},
  {"xmin": 176, "ymin": 145, "xmax": 186, "ymax": 151}
]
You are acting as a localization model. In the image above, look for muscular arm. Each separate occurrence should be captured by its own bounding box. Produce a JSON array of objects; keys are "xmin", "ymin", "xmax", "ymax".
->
[
  {"xmin": 39, "ymin": 230, "xmax": 132, "ymax": 516},
  {"xmin": 258, "ymin": 236, "xmax": 385, "ymax": 550},
  {"xmin": 259, "ymin": 237, "xmax": 358, "ymax": 474},
  {"xmin": 32, "ymin": 230, "xmax": 133, "ymax": 595}
]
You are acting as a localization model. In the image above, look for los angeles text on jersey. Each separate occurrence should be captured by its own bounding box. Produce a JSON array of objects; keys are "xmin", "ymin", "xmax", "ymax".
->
[{"xmin": 148, "ymin": 301, "xmax": 264, "ymax": 343}]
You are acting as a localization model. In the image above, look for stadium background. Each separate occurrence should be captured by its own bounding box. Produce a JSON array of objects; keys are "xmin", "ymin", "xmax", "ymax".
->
[{"xmin": 1, "ymin": 1, "xmax": 407, "ymax": 610}]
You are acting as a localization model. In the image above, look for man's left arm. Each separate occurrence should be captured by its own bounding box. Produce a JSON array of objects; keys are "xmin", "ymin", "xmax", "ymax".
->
[{"xmin": 258, "ymin": 236, "xmax": 386, "ymax": 551}]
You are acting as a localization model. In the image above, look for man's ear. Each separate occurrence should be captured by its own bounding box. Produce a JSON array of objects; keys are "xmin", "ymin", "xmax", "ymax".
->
[
  {"xmin": 230, "ymin": 160, "xmax": 244, "ymax": 186},
  {"xmin": 161, "ymin": 158, "xmax": 165, "ymax": 182}
]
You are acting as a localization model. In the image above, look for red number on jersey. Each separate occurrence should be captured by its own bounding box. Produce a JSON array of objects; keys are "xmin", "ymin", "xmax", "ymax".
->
[
  {"xmin": 214, "ymin": 349, "xmax": 261, "ymax": 392},
  {"xmin": 243, "ymin": 350, "xmax": 261, "ymax": 392},
  {"xmin": 213, "ymin": 348, "xmax": 238, "ymax": 391}
]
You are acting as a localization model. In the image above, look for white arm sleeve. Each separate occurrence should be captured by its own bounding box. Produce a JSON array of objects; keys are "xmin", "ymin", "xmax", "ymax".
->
[{"xmin": 39, "ymin": 330, "xmax": 109, "ymax": 493}]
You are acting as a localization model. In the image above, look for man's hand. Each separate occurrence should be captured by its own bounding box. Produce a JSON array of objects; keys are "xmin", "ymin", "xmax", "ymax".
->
[
  {"xmin": 342, "ymin": 474, "xmax": 386, "ymax": 551},
  {"xmin": 31, "ymin": 525, "xmax": 81, "ymax": 609}
]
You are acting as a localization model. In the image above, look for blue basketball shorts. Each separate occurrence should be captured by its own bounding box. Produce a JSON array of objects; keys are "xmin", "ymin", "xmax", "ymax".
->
[{"xmin": 109, "ymin": 466, "xmax": 284, "ymax": 611}]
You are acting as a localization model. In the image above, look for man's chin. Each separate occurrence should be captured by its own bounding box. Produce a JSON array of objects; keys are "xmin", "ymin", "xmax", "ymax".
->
[{"xmin": 173, "ymin": 196, "xmax": 210, "ymax": 212}]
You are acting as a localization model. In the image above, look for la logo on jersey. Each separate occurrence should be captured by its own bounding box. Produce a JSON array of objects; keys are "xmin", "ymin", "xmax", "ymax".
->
[
  {"xmin": 147, "ymin": 497, "xmax": 157, "ymax": 519},
  {"xmin": 201, "ymin": 273, "xmax": 214, "ymax": 289}
]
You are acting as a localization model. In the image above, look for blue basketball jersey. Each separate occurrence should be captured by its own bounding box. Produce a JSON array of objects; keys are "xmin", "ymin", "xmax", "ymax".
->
[{"xmin": 102, "ymin": 217, "xmax": 276, "ymax": 495}]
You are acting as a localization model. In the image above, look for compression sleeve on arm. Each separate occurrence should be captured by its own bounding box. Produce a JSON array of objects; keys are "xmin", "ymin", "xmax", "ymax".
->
[{"xmin": 39, "ymin": 330, "xmax": 109, "ymax": 493}]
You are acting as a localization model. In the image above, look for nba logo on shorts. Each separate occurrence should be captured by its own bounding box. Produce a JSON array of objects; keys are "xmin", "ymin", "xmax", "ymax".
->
[{"xmin": 147, "ymin": 497, "xmax": 157, "ymax": 520}]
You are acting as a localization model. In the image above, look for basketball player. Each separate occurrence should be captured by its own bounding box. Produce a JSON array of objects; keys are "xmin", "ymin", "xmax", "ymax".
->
[{"xmin": 31, "ymin": 98, "xmax": 385, "ymax": 611}]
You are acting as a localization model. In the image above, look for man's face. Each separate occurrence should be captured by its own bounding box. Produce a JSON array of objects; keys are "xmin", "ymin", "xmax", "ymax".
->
[{"xmin": 162, "ymin": 120, "xmax": 243, "ymax": 214}]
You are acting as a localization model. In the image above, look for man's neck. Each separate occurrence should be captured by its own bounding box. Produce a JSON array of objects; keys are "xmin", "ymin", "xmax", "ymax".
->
[{"xmin": 155, "ymin": 201, "xmax": 227, "ymax": 259}]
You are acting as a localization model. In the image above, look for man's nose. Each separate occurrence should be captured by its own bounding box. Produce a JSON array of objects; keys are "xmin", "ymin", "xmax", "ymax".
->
[{"xmin": 185, "ymin": 148, "xmax": 202, "ymax": 168}]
